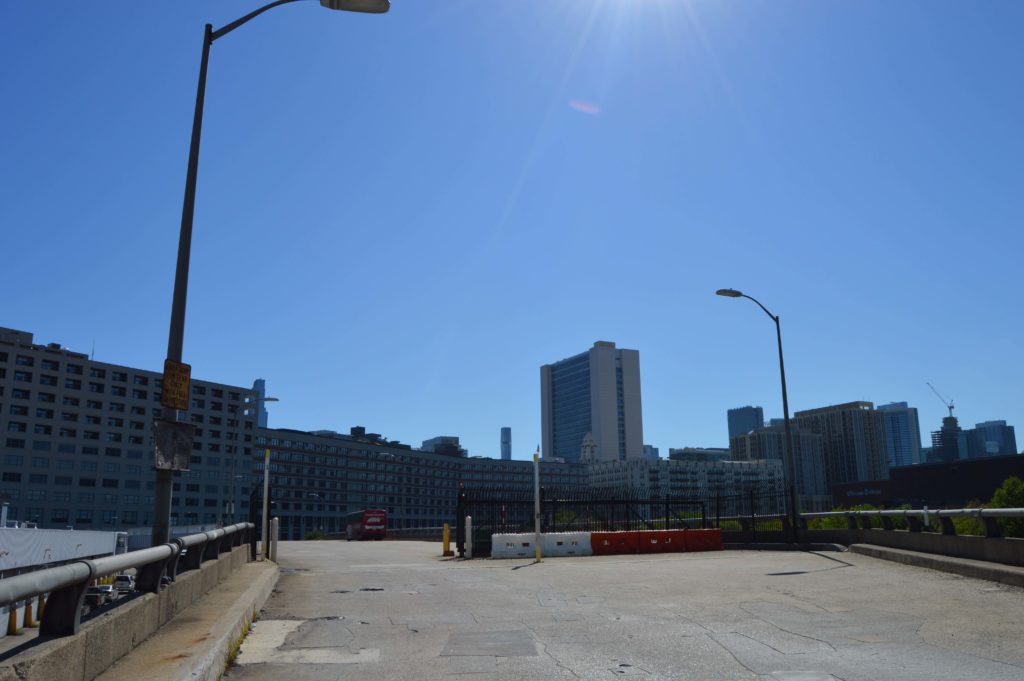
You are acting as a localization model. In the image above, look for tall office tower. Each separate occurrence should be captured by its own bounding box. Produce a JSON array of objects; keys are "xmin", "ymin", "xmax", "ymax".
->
[
  {"xmin": 729, "ymin": 424, "xmax": 828, "ymax": 501},
  {"xmin": 967, "ymin": 421, "xmax": 1017, "ymax": 458},
  {"xmin": 794, "ymin": 401, "xmax": 890, "ymax": 488},
  {"xmin": 252, "ymin": 378, "xmax": 270, "ymax": 428},
  {"xmin": 727, "ymin": 406, "xmax": 764, "ymax": 438},
  {"xmin": 500, "ymin": 427, "xmax": 512, "ymax": 460},
  {"xmin": 929, "ymin": 416, "xmax": 967, "ymax": 463},
  {"xmin": 540, "ymin": 341, "xmax": 643, "ymax": 464},
  {"xmin": 877, "ymin": 402, "xmax": 922, "ymax": 468},
  {"xmin": 643, "ymin": 444, "xmax": 660, "ymax": 461}
]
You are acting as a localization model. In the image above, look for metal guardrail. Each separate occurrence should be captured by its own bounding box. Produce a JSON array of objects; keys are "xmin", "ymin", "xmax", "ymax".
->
[
  {"xmin": 800, "ymin": 508, "xmax": 1024, "ymax": 537},
  {"xmin": 0, "ymin": 522, "xmax": 253, "ymax": 637}
]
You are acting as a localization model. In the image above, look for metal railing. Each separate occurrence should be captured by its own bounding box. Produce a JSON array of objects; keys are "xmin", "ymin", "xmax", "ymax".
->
[
  {"xmin": 800, "ymin": 508, "xmax": 1024, "ymax": 537},
  {"xmin": 0, "ymin": 522, "xmax": 253, "ymax": 637}
]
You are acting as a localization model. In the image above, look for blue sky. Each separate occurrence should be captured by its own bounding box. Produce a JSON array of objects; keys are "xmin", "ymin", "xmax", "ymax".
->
[{"xmin": 2, "ymin": 1, "xmax": 1022, "ymax": 460}]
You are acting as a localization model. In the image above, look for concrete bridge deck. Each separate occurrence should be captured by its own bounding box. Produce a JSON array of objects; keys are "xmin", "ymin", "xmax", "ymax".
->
[{"xmin": 224, "ymin": 541, "xmax": 1024, "ymax": 681}]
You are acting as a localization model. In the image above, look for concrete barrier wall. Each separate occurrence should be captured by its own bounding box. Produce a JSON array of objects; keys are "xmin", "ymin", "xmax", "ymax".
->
[
  {"xmin": 491, "ymin": 534, "xmax": 536, "ymax": 559},
  {"xmin": 722, "ymin": 528, "xmax": 1024, "ymax": 567},
  {"xmin": 0, "ymin": 544, "xmax": 251, "ymax": 681},
  {"xmin": 541, "ymin": 532, "xmax": 593, "ymax": 557}
]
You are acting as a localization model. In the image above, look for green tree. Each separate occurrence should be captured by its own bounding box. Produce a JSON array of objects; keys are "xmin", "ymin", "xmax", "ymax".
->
[
  {"xmin": 988, "ymin": 476, "xmax": 1024, "ymax": 538},
  {"xmin": 304, "ymin": 528, "xmax": 325, "ymax": 540}
]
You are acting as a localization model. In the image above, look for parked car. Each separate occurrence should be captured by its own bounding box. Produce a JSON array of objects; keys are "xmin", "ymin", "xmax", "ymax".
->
[
  {"xmin": 84, "ymin": 585, "xmax": 116, "ymax": 609},
  {"xmin": 113, "ymin": 575, "xmax": 135, "ymax": 594}
]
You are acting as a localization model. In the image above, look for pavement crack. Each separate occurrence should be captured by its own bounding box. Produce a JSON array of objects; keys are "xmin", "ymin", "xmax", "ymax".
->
[
  {"xmin": 737, "ymin": 603, "xmax": 837, "ymax": 652},
  {"xmin": 706, "ymin": 634, "xmax": 759, "ymax": 679},
  {"xmin": 523, "ymin": 619, "xmax": 581, "ymax": 678}
]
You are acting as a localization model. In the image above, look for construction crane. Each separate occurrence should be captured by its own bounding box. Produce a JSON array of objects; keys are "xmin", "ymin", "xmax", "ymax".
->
[{"xmin": 926, "ymin": 382, "xmax": 954, "ymax": 417}]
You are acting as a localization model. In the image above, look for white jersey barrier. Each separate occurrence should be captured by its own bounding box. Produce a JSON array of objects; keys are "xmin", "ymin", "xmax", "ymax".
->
[
  {"xmin": 491, "ymin": 533, "xmax": 537, "ymax": 559},
  {"xmin": 541, "ymin": 532, "xmax": 593, "ymax": 557}
]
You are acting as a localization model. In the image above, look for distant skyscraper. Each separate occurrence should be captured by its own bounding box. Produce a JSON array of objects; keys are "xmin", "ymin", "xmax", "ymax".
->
[
  {"xmin": 728, "ymin": 406, "xmax": 764, "ymax": 438},
  {"xmin": 877, "ymin": 402, "xmax": 922, "ymax": 468},
  {"xmin": 500, "ymin": 427, "xmax": 512, "ymax": 460},
  {"xmin": 252, "ymin": 377, "xmax": 270, "ymax": 428},
  {"xmin": 966, "ymin": 421, "xmax": 1017, "ymax": 458},
  {"xmin": 540, "ymin": 341, "xmax": 643, "ymax": 463},
  {"xmin": 729, "ymin": 424, "xmax": 828, "ymax": 503},
  {"xmin": 794, "ymin": 401, "xmax": 890, "ymax": 488},
  {"xmin": 643, "ymin": 444, "xmax": 660, "ymax": 461},
  {"xmin": 929, "ymin": 416, "xmax": 967, "ymax": 463}
]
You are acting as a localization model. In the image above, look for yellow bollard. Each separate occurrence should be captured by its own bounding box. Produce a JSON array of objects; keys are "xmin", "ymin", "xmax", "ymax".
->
[
  {"xmin": 37, "ymin": 595, "xmax": 45, "ymax": 620},
  {"xmin": 7, "ymin": 607, "xmax": 23, "ymax": 636},
  {"xmin": 442, "ymin": 523, "xmax": 454, "ymax": 557},
  {"xmin": 23, "ymin": 600, "xmax": 37, "ymax": 628}
]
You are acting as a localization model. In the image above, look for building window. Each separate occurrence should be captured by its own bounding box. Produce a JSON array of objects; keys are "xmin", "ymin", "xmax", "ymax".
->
[
  {"xmin": 9, "ymin": 405, "xmax": 28, "ymax": 416},
  {"xmin": 88, "ymin": 382, "xmax": 104, "ymax": 393},
  {"xmin": 65, "ymin": 378, "xmax": 81, "ymax": 390},
  {"xmin": 7, "ymin": 422, "xmax": 26, "ymax": 433},
  {"xmin": 62, "ymin": 396, "xmax": 80, "ymax": 407},
  {"xmin": 89, "ymin": 368, "xmax": 106, "ymax": 379},
  {"xmin": 133, "ymin": 375, "xmax": 148, "ymax": 386},
  {"xmin": 66, "ymin": 364, "xmax": 83, "ymax": 375},
  {"xmin": 15, "ymin": 355, "xmax": 34, "ymax": 367},
  {"xmin": 112, "ymin": 371, "xmax": 127, "ymax": 382},
  {"xmin": 2, "ymin": 472, "xmax": 22, "ymax": 482},
  {"xmin": 41, "ymin": 359, "xmax": 59, "ymax": 371},
  {"xmin": 4, "ymin": 455, "xmax": 24, "ymax": 465},
  {"xmin": 14, "ymin": 370, "xmax": 32, "ymax": 382},
  {"xmin": 37, "ymin": 392, "xmax": 55, "ymax": 403},
  {"xmin": 79, "ymin": 478, "xmax": 96, "ymax": 487},
  {"xmin": 111, "ymin": 386, "xmax": 126, "ymax": 397},
  {"xmin": 40, "ymin": 374, "xmax": 57, "ymax": 386},
  {"xmin": 12, "ymin": 388, "xmax": 30, "ymax": 399}
]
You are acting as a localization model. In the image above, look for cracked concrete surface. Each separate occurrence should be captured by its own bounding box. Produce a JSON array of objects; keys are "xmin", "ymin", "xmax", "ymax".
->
[{"xmin": 224, "ymin": 541, "xmax": 1024, "ymax": 680}]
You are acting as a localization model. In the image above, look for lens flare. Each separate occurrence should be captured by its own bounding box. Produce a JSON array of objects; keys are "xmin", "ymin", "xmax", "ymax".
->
[{"xmin": 569, "ymin": 99, "xmax": 601, "ymax": 115}]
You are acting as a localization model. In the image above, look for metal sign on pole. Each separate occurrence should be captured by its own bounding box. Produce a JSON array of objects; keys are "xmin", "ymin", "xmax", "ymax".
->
[
  {"xmin": 160, "ymin": 359, "xmax": 192, "ymax": 412},
  {"xmin": 152, "ymin": 419, "xmax": 195, "ymax": 471}
]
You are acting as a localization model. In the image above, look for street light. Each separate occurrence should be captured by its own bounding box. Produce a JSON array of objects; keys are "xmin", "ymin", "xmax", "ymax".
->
[
  {"xmin": 153, "ymin": 0, "xmax": 389, "ymax": 547},
  {"xmin": 716, "ymin": 288, "xmax": 800, "ymax": 543},
  {"xmin": 238, "ymin": 395, "xmax": 280, "ymax": 557}
]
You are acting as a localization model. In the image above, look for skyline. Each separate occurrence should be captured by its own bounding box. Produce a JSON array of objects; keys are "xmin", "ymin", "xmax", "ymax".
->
[{"xmin": 2, "ymin": 1, "xmax": 1022, "ymax": 461}]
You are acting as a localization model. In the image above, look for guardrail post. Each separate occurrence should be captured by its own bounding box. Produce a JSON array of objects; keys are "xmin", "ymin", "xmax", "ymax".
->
[
  {"xmin": 983, "ymin": 516, "xmax": 1002, "ymax": 538},
  {"xmin": 907, "ymin": 516, "xmax": 924, "ymax": 532},
  {"xmin": 39, "ymin": 560, "xmax": 96, "ymax": 637},
  {"xmin": 859, "ymin": 516, "xmax": 872, "ymax": 531},
  {"xmin": 182, "ymin": 537, "xmax": 207, "ymax": 571},
  {"xmin": 846, "ymin": 514, "xmax": 857, "ymax": 531},
  {"xmin": 137, "ymin": 543, "xmax": 179, "ymax": 592},
  {"xmin": 939, "ymin": 517, "xmax": 956, "ymax": 535},
  {"xmin": 881, "ymin": 516, "xmax": 894, "ymax": 531},
  {"xmin": 249, "ymin": 524, "xmax": 258, "ymax": 560},
  {"xmin": 204, "ymin": 531, "xmax": 225, "ymax": 561}
]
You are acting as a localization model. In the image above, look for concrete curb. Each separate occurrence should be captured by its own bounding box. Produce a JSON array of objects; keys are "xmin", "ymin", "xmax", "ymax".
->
[
  {"xmin": 179, "ymin": 562, "xmax": 279, "ymax": 681},
  {"xmin": 94, "ymin": 560, "xmax": 279, "ymax": 681},
  {"xmin": 850, "ymin": 543, "xmax": 1024, "ymax": 588}
]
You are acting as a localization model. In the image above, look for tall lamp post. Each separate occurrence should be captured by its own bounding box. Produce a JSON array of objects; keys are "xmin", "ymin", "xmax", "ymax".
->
[
  {"xmin": 242, "ymin": 395, "xmax": 279, "ymax": 556},
  {"xmin": 152, "ymin": 0, "xmax": 389, "ymax": 547},
  {"xmin": 716, "ymin": 288, "xmax": 800, "ymax": 543}
]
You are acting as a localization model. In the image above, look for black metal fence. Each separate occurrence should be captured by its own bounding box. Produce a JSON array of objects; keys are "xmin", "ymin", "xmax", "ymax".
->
[{"xmin": 455, "ymin": 487, "xmax": 789, "ymax": 556}]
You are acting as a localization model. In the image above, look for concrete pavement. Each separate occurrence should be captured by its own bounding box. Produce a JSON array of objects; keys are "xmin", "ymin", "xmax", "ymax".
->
[{"xmin": 225, "ymin": 541, "xmax": 1024, "ymax": 681}]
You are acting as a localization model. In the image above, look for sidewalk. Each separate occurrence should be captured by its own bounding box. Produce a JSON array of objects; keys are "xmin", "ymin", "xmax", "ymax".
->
[{"xmin": 95, "ymin": 560, "xmax": 278, "ymax": 681}]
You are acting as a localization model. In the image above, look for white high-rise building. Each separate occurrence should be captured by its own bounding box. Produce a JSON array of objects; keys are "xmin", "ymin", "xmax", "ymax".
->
[
  {"xmin": 500, "ymin": 427, "xmax": 511, "ymax": 460},
  {"xmin": 540, "ymin": 341, "xmax": 643, "ymax": 464}
]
